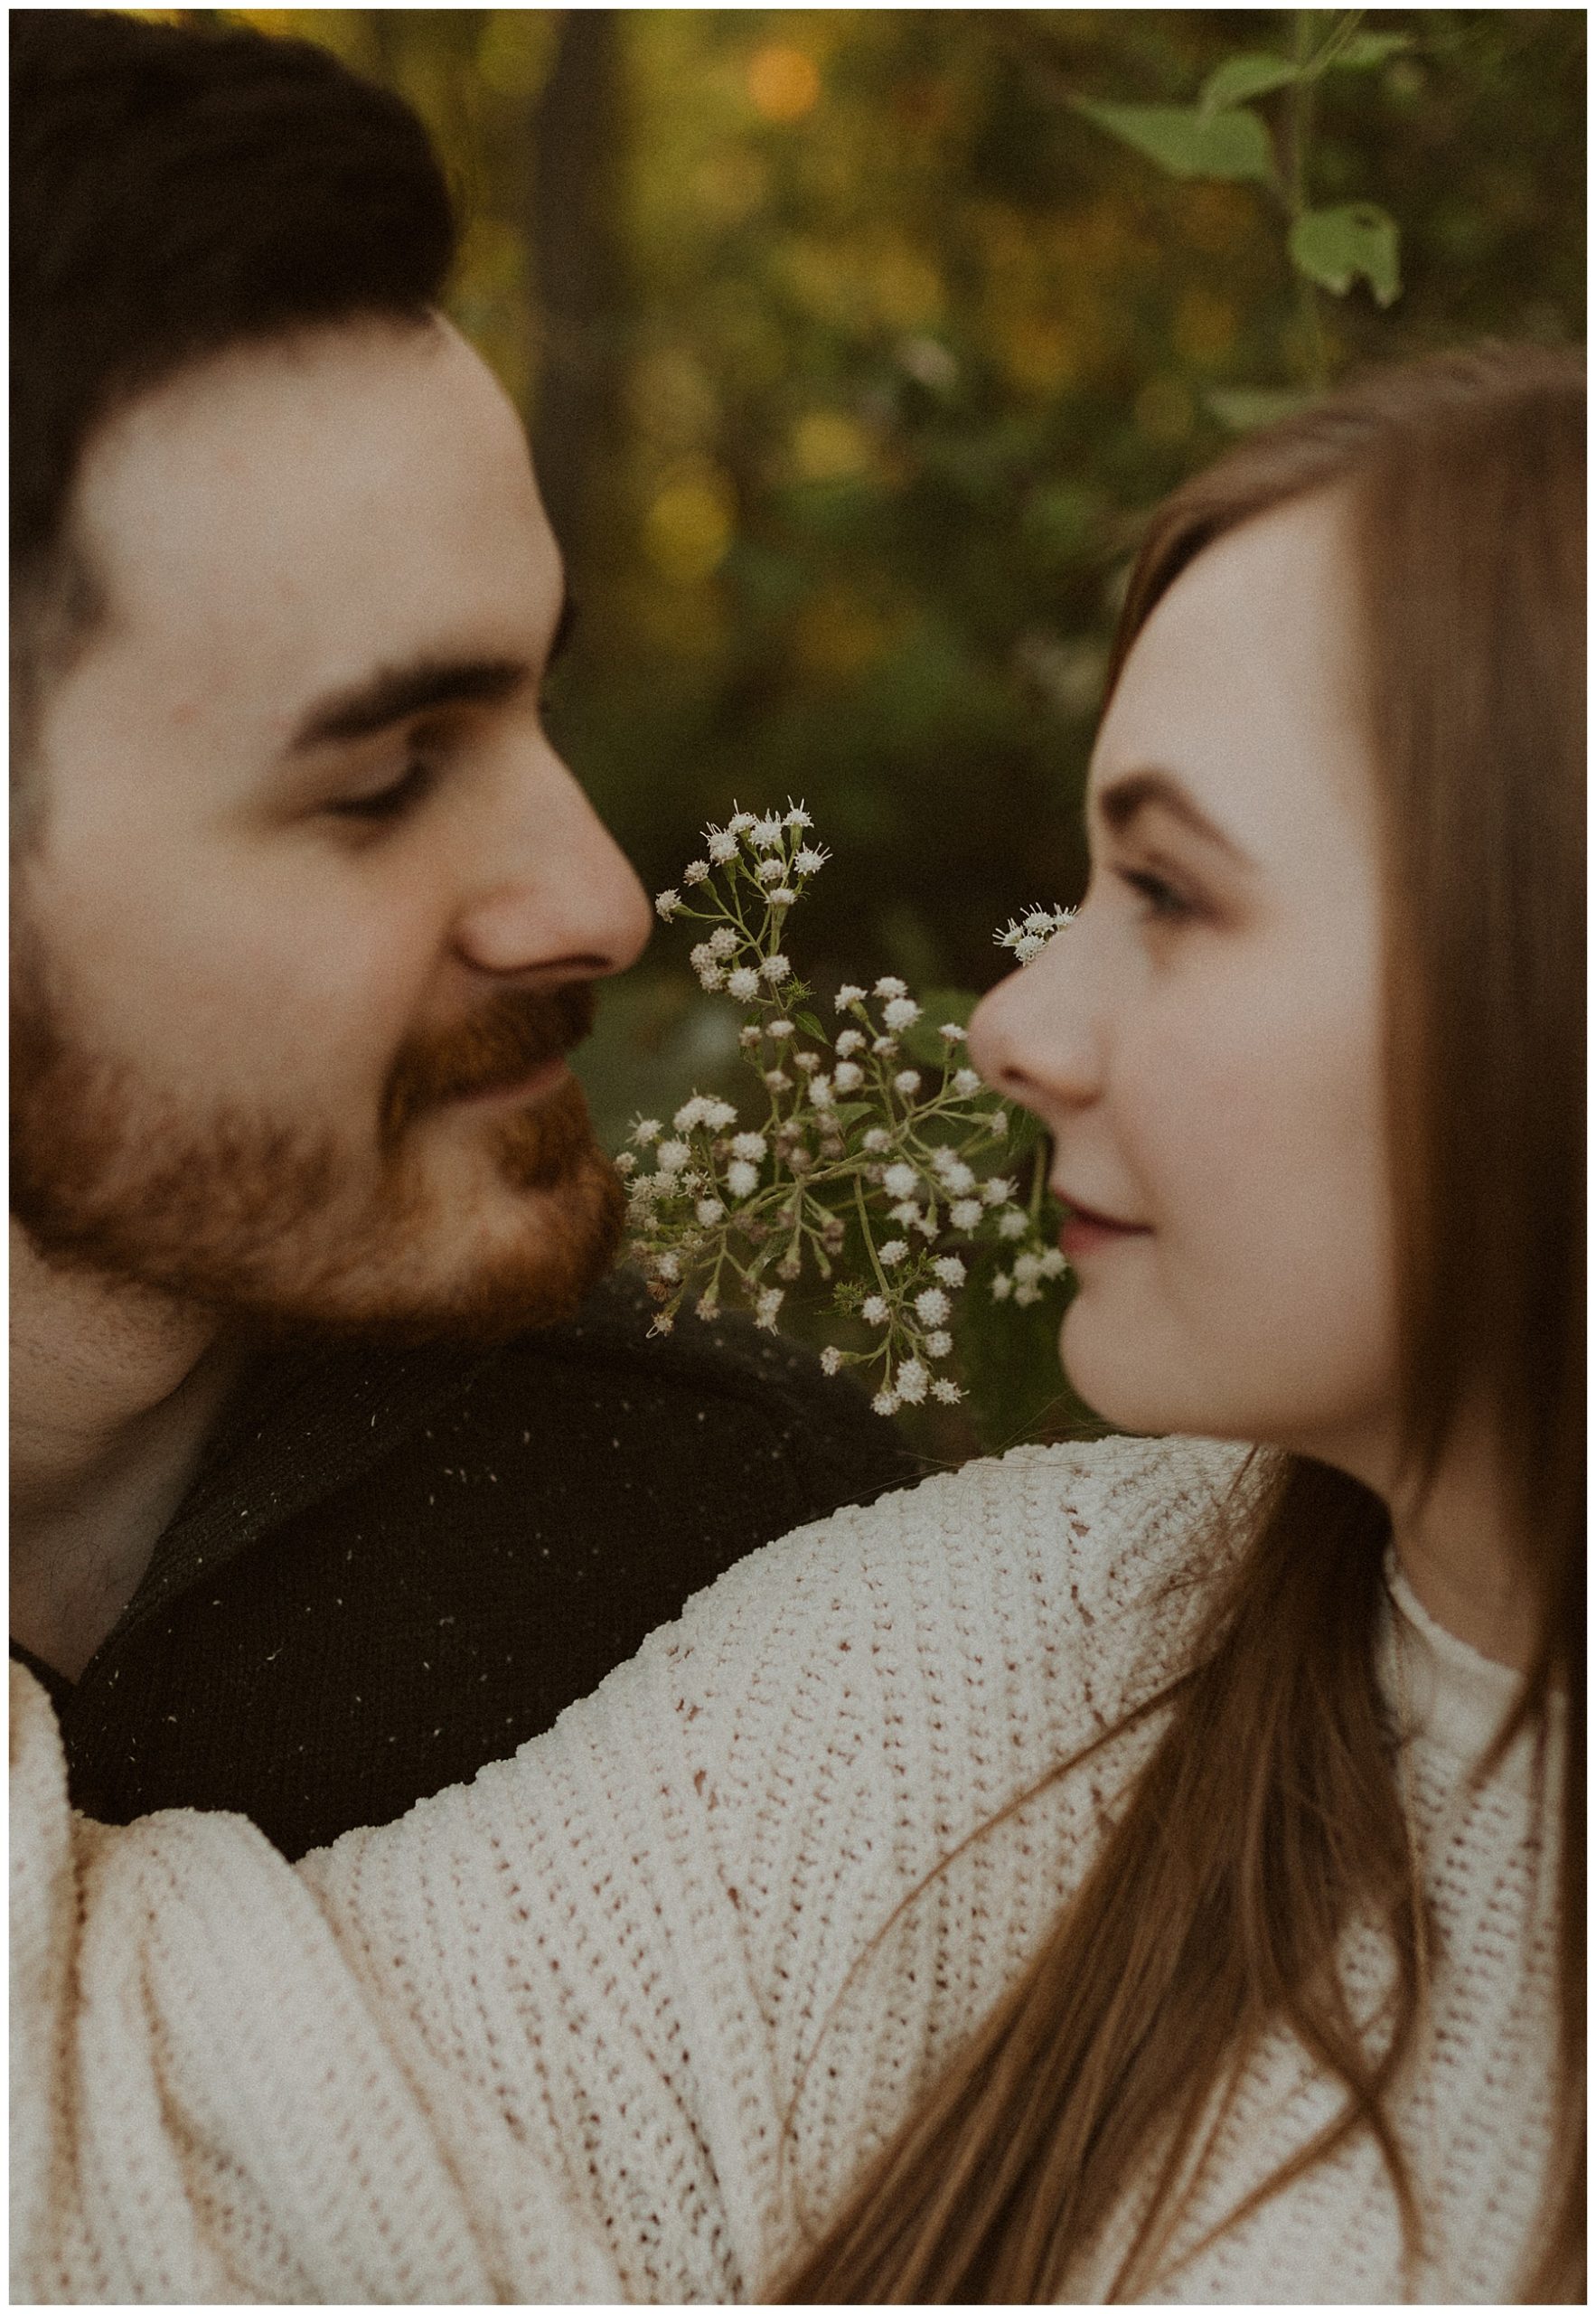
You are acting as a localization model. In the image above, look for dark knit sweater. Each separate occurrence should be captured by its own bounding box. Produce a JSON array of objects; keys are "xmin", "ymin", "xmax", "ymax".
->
[{"xmin": 12, "ymin": 1270, "xmax": 916, "ymax": 1861}]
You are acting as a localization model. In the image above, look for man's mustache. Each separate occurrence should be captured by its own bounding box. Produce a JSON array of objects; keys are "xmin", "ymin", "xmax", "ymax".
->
[{"xmin": 380, "ymin": 983, "xmax": 597, "ymax": 1149}]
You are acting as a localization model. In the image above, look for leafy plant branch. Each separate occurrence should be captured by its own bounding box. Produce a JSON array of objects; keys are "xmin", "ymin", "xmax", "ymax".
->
[{"xmin": 1071, "ymin": 9, "xmax": 1407, "ymax": 420}]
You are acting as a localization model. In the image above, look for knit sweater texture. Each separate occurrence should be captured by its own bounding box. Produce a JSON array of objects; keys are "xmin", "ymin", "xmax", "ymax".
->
[{"xmin": 11, "ymin": 1433, "xmax": 1561, "ymax": 2303}]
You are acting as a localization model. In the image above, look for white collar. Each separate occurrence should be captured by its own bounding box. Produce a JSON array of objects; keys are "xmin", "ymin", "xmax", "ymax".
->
[{"xmin": 1379, "ymin": 1550, "xmax": 1559, "ymax": 1797}]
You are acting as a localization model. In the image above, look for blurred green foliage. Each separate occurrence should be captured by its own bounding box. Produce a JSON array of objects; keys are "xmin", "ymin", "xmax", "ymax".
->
[
  {"xmin": 179, "ymin": 8, "xmax": 1583, "ymax": 1450},
  {"xmin": 214, "ymin": 6, "xmax": 1582, "ymax": 993}
]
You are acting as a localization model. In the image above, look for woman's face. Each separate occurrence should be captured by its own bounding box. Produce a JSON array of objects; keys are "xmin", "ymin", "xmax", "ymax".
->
[{"xmin": 969, "ymin": 493, "xmax": 1401, "ymax": 1474}]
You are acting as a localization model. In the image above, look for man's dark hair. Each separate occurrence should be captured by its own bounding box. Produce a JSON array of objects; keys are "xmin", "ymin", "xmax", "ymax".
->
[{"xmin": 11, "ymin": 8, "xmax": 457, "ymax": 739}]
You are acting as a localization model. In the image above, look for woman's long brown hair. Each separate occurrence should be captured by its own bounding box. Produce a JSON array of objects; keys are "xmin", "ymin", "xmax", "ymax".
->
[{"xmin": 775, "ymin": 345, "xmax": 1585, "ymax": 2303}]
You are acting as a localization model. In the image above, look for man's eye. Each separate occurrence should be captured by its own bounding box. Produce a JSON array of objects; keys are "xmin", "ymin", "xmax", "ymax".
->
[
  {"xmin": 1116, "ymin": 866, "xmax": 1196, "ymax": 922},
  {"xmin": 328, "ymin": 760, "xmax": 435, "ymax": 823}
]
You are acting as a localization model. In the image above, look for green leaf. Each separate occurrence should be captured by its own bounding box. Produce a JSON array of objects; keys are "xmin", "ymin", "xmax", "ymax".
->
[
  {"xmin": 900, "ymin": 986, "xmax": 981, "ymax": 1068},
  {"xmin": 1205, "ymin": 385, "xmax": 1318, "ymax": 433},
  {"xmin": 918, "ymin": 986, "xmax": 980, "ymax": 1029},
  {"xmin": 1073, "ymin": 99, "xmax": 1277, "ymax": 186},
  {"xmin": 1327, "ymin": 31, "xmax": 1412, "ymax": 71},
  {"xmin": 794, "ymin": 1009, "xmax": 826, "ymax": 1039},
  {"xmin": 1197, "ymin": 53, "xmax": 1299, "ymax": 118},
  {"xmin": 1288, "ymin": 202, "xmax": 1402, "ymax": 306}
]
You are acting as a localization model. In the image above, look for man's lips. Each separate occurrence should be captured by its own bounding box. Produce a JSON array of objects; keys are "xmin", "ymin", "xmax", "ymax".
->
[
  {"xmin": 381, "ymin": 983, "xmax": 596, "ymax": 1149},
  {"xmin": 455, "ymin": 1054, "xmax": 569, "ymax": 1108}
]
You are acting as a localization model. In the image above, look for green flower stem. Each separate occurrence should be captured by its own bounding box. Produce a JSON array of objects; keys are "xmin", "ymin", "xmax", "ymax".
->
[
  {"xmin": 1301, "ymin": 8, "xmax": 1367, "ymax": 79},
  {"xmin": 1287, "ymin": 8, "xmax": 1332, "ymax": 389},
  {"xmin": 854, "ymin": 1174, "xmax": 894, "ymax": 1300}
]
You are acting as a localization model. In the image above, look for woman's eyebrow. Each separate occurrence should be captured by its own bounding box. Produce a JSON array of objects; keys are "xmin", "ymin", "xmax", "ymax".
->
[{"xmin": 1093, "ymin": 767, "xmax": 1255, "ymax": 870}]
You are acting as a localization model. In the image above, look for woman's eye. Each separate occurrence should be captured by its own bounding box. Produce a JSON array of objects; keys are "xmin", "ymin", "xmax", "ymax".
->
[
  {"xmin": 327, "ymin": 759, "xmax": 435, "ymax": 824},
  {"xmin": 1116, "ymin": 866, "xmax": 1196, "ymax": 922}
]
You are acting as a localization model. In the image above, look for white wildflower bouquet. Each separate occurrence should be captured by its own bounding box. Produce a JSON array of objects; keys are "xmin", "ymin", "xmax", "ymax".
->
[{"xmin": 625, "ymin": 804, "xmax": 1074, "ymax": 1416}]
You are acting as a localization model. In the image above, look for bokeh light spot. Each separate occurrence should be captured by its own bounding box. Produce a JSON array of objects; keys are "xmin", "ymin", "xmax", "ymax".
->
[
  {"xmin": 792, "ymin": 411, "xmax": 872, "ymax": 484},
  {"xmin": 645, "ymin": 465, "xmax": 736, "ymax": 584},
  {"xmin": 747, "ymin": 44, "xmax": 821, "ymax": 123}
]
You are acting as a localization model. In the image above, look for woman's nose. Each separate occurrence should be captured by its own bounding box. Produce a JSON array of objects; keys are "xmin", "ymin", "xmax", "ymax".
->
[{"xmin": 967, "ymin": 924, "xmax": 1103, "ymax": 1120}]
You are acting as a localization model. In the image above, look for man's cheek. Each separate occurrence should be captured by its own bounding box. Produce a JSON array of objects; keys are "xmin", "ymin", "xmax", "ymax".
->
[{"xmin": 296, "ymin": 898, "xmax": 442, "ymax": 1039}]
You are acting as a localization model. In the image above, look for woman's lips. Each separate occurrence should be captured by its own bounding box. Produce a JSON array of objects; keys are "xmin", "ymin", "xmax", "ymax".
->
[{"xmin": 1057, "ymin": 1193, "xmax": 1150, "ymax": 1262}]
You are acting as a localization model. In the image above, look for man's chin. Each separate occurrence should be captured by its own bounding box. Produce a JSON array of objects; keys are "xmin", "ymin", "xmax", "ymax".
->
[
  {"xmin": 14, "ymin": 1054, "xmax": 628, "ymax": 1351},
  {"xmin": 247, "ymin": 1144, "xmax": 629, "ymax": 1351}
]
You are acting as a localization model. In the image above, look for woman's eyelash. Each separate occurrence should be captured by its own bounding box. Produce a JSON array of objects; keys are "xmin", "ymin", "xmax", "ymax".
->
[
  {"xmin": 329, "ymin": 758, "xmax": 435, "ymax": 823},
  {"xmin": 1116, "ymin": 866, "xmax": 1195, "ymax": 921}
]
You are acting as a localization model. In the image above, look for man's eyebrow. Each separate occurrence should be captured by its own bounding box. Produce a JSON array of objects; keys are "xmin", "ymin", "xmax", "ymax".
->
[
  {"xmin": 286, "ymin": 597, "xmax": 577, "ymax": 754},
  {"xmin": 1093, "ymin": 767, "xmax": 1254, "ymax": 869}
]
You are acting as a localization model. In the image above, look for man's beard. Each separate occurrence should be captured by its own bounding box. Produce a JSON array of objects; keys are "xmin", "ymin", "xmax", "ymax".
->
[{"xmin": 10, "ymin": 932, "xmax": 625, "ymax": 1347}]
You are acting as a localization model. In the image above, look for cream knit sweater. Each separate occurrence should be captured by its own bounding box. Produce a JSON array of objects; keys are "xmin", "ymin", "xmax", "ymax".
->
[{"xmin": 12, "ymin": 1434, "xmax": 1561, "ymax": 2303}]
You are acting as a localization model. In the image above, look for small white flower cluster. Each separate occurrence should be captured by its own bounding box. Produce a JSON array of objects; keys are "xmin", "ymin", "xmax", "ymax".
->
[
  {"xmin": 839, "ymin": 1246, "xmax": 971, "ymax": 1412},
  {"xmin": 661, "ymin": 804, "xmax": 828, "ymax": 979},
  {"xmin": 627, "ymin": 807, "xmax": 1071, "ymax": 1410},
  {"xmin": 995, "ymin": 904, "xmax": 1076, "ymax": 965},
  {"xmin": 989, "ymin": 1240, "xmax": 1069, "ymax": 1306}
]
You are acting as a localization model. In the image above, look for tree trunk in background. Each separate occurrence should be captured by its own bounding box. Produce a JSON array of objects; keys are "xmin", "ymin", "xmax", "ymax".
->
[{"xmin": 528, "ymin": 9, "xmax": 627, "ymax": 587}]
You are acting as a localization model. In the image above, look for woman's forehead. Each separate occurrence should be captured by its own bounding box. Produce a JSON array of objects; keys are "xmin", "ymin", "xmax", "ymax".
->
[{"xmin": 1089, "ymin": 496, "xmax": 1377, "ymax": 860}]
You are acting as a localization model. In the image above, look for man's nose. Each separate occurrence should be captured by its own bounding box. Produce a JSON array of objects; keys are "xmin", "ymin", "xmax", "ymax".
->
[{"xmin": 452, "ymin": 749, "xmax": 652, "ymax": 982}]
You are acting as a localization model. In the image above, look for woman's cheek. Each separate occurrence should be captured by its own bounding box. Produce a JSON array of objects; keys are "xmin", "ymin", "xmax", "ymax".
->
[{"xmin": 1113, "ymin": 1012, "xmax": 1256, "ymax": 1225}]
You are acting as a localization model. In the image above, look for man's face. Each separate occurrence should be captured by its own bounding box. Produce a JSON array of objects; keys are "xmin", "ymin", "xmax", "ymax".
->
[{"xmin": 12, "ymin": 319, "xmax": 653, "ymax": 1343}]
